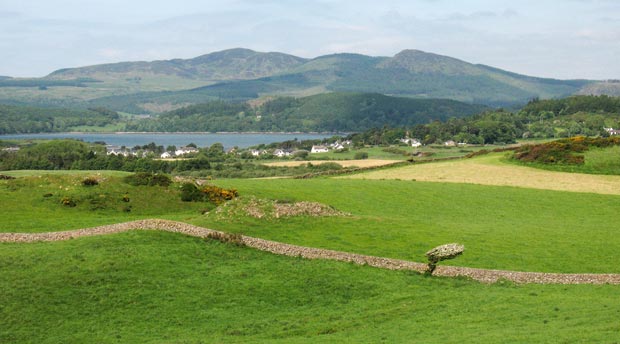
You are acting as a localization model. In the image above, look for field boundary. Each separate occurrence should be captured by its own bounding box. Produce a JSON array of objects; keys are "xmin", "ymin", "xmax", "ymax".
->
[{"xmin": 2, "ymin": 219, "xmax": 619, "ymax": 285}]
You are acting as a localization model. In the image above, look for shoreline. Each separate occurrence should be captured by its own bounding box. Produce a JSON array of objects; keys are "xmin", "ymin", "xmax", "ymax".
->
[{"xmin": 1, "ymin": 131, "xmax": 346, "ymax": 135}]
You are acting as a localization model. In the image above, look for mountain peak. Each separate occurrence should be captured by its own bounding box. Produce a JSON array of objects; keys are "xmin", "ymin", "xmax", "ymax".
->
[{"xmin": 380, "ymin": 49, "xmax": 479, "ymax": 75}]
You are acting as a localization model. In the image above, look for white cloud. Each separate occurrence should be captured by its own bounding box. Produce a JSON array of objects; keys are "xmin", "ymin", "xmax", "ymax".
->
[{"xmin": 0, "ymin": 0, "xmax": 618, "ymax": 79}]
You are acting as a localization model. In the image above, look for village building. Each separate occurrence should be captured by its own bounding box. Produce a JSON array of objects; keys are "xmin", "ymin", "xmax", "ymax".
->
[
  {"xmin": 175, "ymin": 146, "xmax": 199, "ymax": 156},
  {"xmin": 273, "ymin": 149, "xmax": 292, "ymax": 157},
  {"xmin": 399, "ymin": 138, "xmax": 422, "ymax": 147},
  {"xmin": 311, "ymin": 145, "xmax": 329, "ymax": 153},
  {"xmin": 605, "ymin": 127, "xmax": 620, "ymax": 136}
]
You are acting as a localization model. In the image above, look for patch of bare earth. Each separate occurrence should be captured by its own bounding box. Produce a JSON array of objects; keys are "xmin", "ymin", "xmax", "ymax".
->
[
  {"xmin": 343, "ymin": 154, "xmax": 620, "ymax": 195},
  {"xmin": 264, "ymin": 159, "xmax": 401, "ymax": 168},
  {"xmin": 212, "ymin": 197, "xmax": 348, "ymax": 220}
]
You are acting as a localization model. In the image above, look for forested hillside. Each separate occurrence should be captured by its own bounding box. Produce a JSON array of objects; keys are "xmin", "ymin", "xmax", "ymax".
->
[
  {"xmin": 0, "ymin": 105, "xmax": 119, "ymax": 134},
  {"xmin": 346, "ymin": 95, "xmax": 620, "ymax": 145},
  {"xmin": 126, "ymin": 93, "xmax": 487, "ymax": 132}
]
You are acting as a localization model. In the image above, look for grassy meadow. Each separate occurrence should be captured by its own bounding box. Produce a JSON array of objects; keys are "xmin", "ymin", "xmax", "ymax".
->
[
  {"xmin": 0, "ymin": 172, "xmax": 209, "ymax": 232},
  {"xmin": 2, "ymin": 154, "xmax": 620, "ymax": 343},
  {"xmin": 1, "ymin": 231, "xmax": 619, "ymax": 343},
  {"xmin": 343, "ymin": 153, "xmax": 620, "ymax": 195}
]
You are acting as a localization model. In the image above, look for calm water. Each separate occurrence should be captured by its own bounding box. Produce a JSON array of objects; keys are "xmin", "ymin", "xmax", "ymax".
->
[{"xmin": 0, "ymin": 132, "xmax": 335, "ymax": 149}]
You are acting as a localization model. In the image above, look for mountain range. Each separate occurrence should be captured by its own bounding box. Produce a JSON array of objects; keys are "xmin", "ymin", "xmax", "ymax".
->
[{"xmin": 0, "ymin": 48, "xmax": 611, "ymax": 113}]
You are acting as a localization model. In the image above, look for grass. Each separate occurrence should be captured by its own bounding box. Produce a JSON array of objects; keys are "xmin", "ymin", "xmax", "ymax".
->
[
  {"xmin": 0, "ymin": 172, "xmax": 209, "ymax": 232},
  {"xmin": 1, "ymin": 230, "xmax": 619, "ymax": 343},
  {"xmin": 199, "ymin": 177, "xmax": 620, "ymax": 273},
  {"xmin": 3, "ymin": 169, "xmax": 620, "ymax": 273},
  {"xmin": 263, "ymin": 159, "xmax": 401, "ymax": 168},
  {"xmin": 341, "ymin": 153, "xmax": 620, "ymax": 195},
  {"xmin": 304, "ymin": 145, "xmax": 496, "ymax": 161}
]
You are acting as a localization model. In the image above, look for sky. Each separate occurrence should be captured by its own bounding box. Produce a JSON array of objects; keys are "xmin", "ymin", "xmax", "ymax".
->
[{"xmin": 1, "ymin": 0, "xmax": 619, "ymax": 80}]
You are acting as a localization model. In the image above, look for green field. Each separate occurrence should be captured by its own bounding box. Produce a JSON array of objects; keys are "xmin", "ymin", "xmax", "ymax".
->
[
  {"xmin": 2, "ymin": 231, "xmax": 619, "ymax": 343},
  {"xmin": 2, "ymin": 162, "xmax": 620, "ymax": 342},
  {"xmin": 0, "ymin": 172, "xmax": 208, "ymax": 231}
]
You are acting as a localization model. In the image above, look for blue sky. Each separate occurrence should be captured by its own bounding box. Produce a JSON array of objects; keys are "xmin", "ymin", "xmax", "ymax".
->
[{"xmin": 1, "ymin": 0, "xmax": 619, "ymax": 79}]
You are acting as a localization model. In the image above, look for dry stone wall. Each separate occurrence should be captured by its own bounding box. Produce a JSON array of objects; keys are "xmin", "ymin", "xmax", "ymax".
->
[{"xmin": 2, "ymin": 219, "xmax": 619, "ymax": 285}]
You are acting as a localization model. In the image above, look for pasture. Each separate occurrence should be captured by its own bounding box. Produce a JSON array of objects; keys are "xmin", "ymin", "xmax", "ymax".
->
[
  {"xmin": 2, "ymin": 155, "xmax": 620, "ymax": 343},
  {"xmin": 1, "ymin": 231, "xmax": 619, "ymax": 343},
  {"xmin": 341, "ymin": 153, "xmax": 620, "ymax": 195}
]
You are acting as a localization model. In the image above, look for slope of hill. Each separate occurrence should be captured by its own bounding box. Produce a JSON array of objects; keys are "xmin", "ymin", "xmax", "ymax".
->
[
  {"xmin": 0, "ymin": 48, "xmax": 598, "ymax": 111},
  {"xmin": 48, "ymin": 48, "xmax": 307, "ymax": 82},
  {"xmin": 0, "ymin": 104, "xmax": 119, "ymax": 134},
  {"xmin": 126, "ymin": 92, "xmax": 487, "ymax": 132},
  {"xmin": 576, "ymin": 80, "xmax": 620, "ymax": 97}
]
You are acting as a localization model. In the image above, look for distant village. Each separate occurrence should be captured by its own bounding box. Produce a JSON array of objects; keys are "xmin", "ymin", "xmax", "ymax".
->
[{"xmin": 3, "ymin": 127, "xmax": 619, "ymax": 158}]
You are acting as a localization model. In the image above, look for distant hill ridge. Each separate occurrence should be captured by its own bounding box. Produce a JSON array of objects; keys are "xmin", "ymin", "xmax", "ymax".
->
[
  {"xmin": 48, "ymin": 48, "xmax": 307, "ymax": 81},
  {"xmin": 0, "ymin": 48, "xmax": 604, "ymax": 110}
]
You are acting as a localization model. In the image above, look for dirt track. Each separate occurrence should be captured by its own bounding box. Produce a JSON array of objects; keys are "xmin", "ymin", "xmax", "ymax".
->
[{"xmin": 2, "ymin": 219, "xmax": 619, "ymax": 285}]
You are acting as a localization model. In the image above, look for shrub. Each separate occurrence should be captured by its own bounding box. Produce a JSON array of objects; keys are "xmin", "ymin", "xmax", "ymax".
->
[
  {"xmin": 201, "ymin": 185, "xmax": 239, "ymax": 205},
  {"xmin": 180, "ymin": 183, "xmax": 239, "ymax": 204},
  {"xmin": 124, "ymin": 172, "xmax": 172, "ymax": 186},
  {"xmin": 60, "ymin": 196, "xmax": 76, "ymax": 207},
  {"xmin": 354, "ymin": 152, "xmax": 369, "ymax": 160},
  {"xmin": 425, "ymin": 243, "xmax": 465, "ymax": 275},
  {"xmin": 81, "ymin": 177, "xmax": 99, "ymax": 186},
  {"xmin": 180, "ymin": 183, "xmax": 203, "ymax": 202}
]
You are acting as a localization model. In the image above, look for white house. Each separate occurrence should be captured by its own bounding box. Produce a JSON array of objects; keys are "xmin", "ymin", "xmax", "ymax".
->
[
  {"xmin": 400, "ymin": 138, "xmax": 422, "ymax": 147},
  {"xmin": 175, "ymin": 146, "xmax": 199, "ymax": 156},
  {"xmin": 1, "ymin": 146, "xmax": 20, "ymax": 152},
  {"xmin": 330, "ymin": 142, "xmax": 345, "ymax": 150},
  {"xmin": 605, "ymin": 127, "xmax": 620, "ymax": 136},
  {"xmin": 160, "ymin": 151, "xmax": 173, "ymax": 159},
  {"xmin": 273, "ymin": 149, "xmax": 292, "ymax": 157},
  {"xmin": 444, "ymin": 140, "xmax": 456, "ymax": 147},
  {"xmin": 311, "ymin": 145, "xmax": 329, "ymax": 153}
]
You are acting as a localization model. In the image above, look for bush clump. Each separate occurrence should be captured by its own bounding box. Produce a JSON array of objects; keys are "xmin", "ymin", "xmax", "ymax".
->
[
  {"xmin": 60, "ymin": 196, "xmax": 77, "ymax": 207},
  {"xmin": 81, "ymin": 177, "xmax": 99, "ymax": 186},
  {"xmin": 123, "ymin": 172, "xmax": 172, "ymax": 187},
  {"xmin": 180, "ymin": 182, "xmax": 238, "ymax": 205},
  {"xmin": 354, "ymin": 152, "xmax": 369, "ymax": 160},
  {"xmin": 512, "ymin": 136, "xmax": 620, "ymax": 165}
]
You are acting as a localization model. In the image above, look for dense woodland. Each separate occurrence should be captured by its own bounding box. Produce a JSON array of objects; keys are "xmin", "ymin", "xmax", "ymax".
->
[
  {"xmin": 0, "ymin": 104, "xmax": 119, "ymax": 134},
  {"xmin": 126, "ymin": 93, "xmax": 487, "ymax": 132},
  {"xmin": 1, "ymin": 95, "xmax": 619, "ymax": 146},
  {"xmin": 343, "ymin": 95, "xmax": 620, "ymax": 145}
]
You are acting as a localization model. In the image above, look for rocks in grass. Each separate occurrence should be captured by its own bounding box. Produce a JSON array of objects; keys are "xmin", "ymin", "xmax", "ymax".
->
[{"xmin": 425, "ymin": 243, "xmax": 465, "ymax": 275}]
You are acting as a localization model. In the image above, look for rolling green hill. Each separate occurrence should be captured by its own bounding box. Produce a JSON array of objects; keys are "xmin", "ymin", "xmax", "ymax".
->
[
  {"xmin": 48, "ymin": 48, "xmax": 307, "ymax": 82},
  {"xmin": 116, "ymin": 50, "xmax": 588, "ymax": 111},
  {"xmin": 126, "ymin": 93, "xmax": 487, "ymax": 132},
  {"xmin": 0, "ymin": 48, "xmax": 598, "ymax": 112}
]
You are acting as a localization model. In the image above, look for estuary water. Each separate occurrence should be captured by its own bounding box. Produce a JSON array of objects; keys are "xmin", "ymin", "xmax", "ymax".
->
[{"xmin": 0, "ymin": 132, "xmax": 334, "ymax": 149}]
